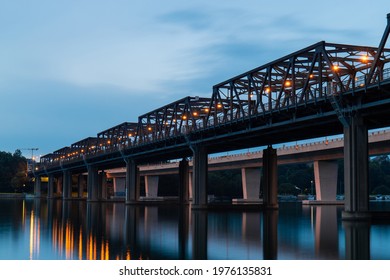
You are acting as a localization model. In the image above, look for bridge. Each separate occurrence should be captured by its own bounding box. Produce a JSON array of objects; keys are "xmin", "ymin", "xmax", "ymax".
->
[
  {"xmin": 81, "ymin": 129, "xmax": 388, "ymax": 205},
  {"xmin": 33, "ymin": 14, "xmax": 390, "ymax": 220}
]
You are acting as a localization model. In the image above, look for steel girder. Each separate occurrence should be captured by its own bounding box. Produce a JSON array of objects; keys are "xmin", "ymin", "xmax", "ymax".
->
[
  {"xmin": 209, "ymin": 41, "xmax": 390, "ymax": 127},
  {"xmin": 136, "ymin": 96, "xmax": 213, "ymax": 144},
  {"xmin": 96, "ymin": 122, "xmax": 139, "ymax": 152}
]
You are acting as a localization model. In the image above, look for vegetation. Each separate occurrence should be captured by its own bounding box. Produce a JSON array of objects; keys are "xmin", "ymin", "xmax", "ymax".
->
[{"xmin": 0, "ymin": 150, "xmax": 29, "ymax": 193}]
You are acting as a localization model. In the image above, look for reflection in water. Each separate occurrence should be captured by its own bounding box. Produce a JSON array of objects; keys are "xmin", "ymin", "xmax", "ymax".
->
[
  {"xmin": 1, "ymin": 199, "xmax": 390, "ymax": 259},
  {"xmin": 314, "ymin": 206, "xmax": 339, "ymax": 259}
]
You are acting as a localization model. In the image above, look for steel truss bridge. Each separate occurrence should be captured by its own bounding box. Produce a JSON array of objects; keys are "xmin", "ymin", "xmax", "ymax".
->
[{"xmin": 34, "ymin": 14, "xmax": 390, "ymax": 219}]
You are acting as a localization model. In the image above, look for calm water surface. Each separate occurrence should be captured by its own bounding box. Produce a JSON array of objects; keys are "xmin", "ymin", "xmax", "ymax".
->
[{"xmin": 0, "ymin": 199, "xmax": 390, "ymax": 260}]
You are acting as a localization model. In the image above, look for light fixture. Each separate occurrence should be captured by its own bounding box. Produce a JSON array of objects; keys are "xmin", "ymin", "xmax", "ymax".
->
[{"xmin": 361, "ymin": 54, "xmax": 369, "ymax": 63}]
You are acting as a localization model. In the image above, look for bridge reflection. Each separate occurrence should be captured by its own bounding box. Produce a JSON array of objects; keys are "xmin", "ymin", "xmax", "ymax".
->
[{"xmin": 16, "ymin": 200, "xmax": 384, "ymax": 260}]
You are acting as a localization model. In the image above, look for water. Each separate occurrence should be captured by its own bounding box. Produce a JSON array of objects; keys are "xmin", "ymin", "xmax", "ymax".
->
[{"xmin": 0, "ymin": 199, "xmax": 390, "ymax": 260}]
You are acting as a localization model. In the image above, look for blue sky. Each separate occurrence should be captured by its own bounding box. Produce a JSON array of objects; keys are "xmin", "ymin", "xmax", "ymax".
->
[{"xmin": 1, "ymin": 0, "xmax": 389, "ymax": 158}]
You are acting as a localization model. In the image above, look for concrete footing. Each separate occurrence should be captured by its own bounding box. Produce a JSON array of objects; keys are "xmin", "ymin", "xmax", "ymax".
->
[{"xmin": 302, "ymin": 200, "xmax": 344, "ymax": 205}]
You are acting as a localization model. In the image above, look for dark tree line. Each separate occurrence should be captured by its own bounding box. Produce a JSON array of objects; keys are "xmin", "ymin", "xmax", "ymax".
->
[{"xmin": 0, "ymin": 150, "xmax": 29, "ymax": 193}]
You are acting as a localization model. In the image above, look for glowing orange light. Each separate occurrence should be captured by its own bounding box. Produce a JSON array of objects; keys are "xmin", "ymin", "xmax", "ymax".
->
[
  {"xmin": 193, "ymin": 112, "xmax": 198, "ymax": 117},
  {"xmin": 182, "ymin": 115, "xmax": 187, "ymax": 120},
  {"xmin": 147, "ymin": 127, "xmax": 152, "ymax": 131},
  {"xmin": 128, "ymin": 133, "xmax": 132, "ymax": 137},
  {"xmin": 361, "ymin": 55, "xmax": 369, "ymax": 62},
  {"xmin": 107, "ymin": 140, "xmax": 111, "ymax": 144},
  {"xmin": 217, "ymin": 103, "xmax": 223, "ymax": 109},
  {"xmin": 309, "ymin": 74, "xmax": 314, "ymax": 79},
  {"xmin": 265, "ymin": 87, "xmax": 271, "ymax": 93},
  {"xmin": 285, "ymin": 81, "xmax": 292, "ymax": 87},
  {"xmin": 333, "ymin": 65, "xmax": 339, "ymax": 71},
  {"xmin": 204, "ymin": 108, "xmax": 209, "ymax": 112}
]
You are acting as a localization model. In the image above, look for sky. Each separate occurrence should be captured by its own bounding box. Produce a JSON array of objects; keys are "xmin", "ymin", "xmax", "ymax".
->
[{"xmin": 1, "ymin": 0, "xmax": 389, "ymax": 158}]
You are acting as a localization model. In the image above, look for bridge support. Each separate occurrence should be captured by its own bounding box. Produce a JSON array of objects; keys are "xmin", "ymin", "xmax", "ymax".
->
[
  {"xmin": 262, "ymin": 146, "xmax": 278, "ymax": 209},
  {"xmin": 113, "ymin": 177, "xmax": 126, "ymax": 197},
  {"xmin": 179, "ymin": 158, "xmax": 190, "ymax": 204},
  {"xmin": 77, "ymin": 174, "xmax": 86, "ymax": 198},
  {"xmin": 144, "ymin": 175, "xmax": 159, "ymax": 198},
  {"xmin": 125, "ymin": 159, "xmax": 140, "ymax": 204},
  {"xmin": 342, "ymin": 114, "xmax": 370, "ymax": 220},
  {"xmin": 192, "ymin": 146, "xmax": 208, "ymax": 209},
  {"xmin": 99, "ymin": 171, "xmax": 108, "ymax": 200},
  {"xmin": 34, "ymin": 176, "xmax": 41, "ymax": 197},
  {"xmin": 238, "ymin": 167, "xmax": 261, "ymax": 203},
  {"xmin": 87, "ymin": 165, "xmax": 99, "ymax": 202},
  {"xmin": 63, "ymin": 170, "xmax": 72, "ymax": 199},
  {"xmin": 56, "ymin": 176, "xmax": 62, "ymax": 195},
  {"xmin": 313, "ymin": 160, "xmax": 339, "ymax": 202},
  {"xmin": 47, "ymin": 175, "xmax": 54, "ymax": 198}
]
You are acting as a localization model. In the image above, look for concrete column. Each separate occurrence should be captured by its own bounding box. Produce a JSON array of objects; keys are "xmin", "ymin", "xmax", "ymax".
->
[
  {"xmin": 87, "ymin": 165, "xmax": 99, "ymax": 202},
  {"xmin": 144, "ymin": 175, "xmax": 159, "ymax": 198},
  {"xmin": 113, "ymin": 177, "xmax": 126, "ymax": 197},
  {"xmin": 342, "ymin": 113, "xmax": 369, "ymax": 219},
  {"xmin": 62, "ymin": 170, "xmax": 72, "ymax": 199},
  {"xmin": 47, "ymin": 175, "xmax": 54, "ymax": 198},
  {"xmin": 77, "ymin": 174, "xmax": 86, "ymax": 198},
  {"xmin": 125, "ymin": 159, "xmax": 140, "ymax": 204},
  {"xmin": 192, "ymin": 145, "xmax": 208, "ymax": 209},
  {"xmin": 34, "ymin": 176, "xmax": 41, "ymax": 197},
  {"xmin": 314, "ymin": 160, "xmax": 338, "ymax": 202},
  {"xmin": 56, "ymin": 176, "xmax": 63, "ymax": 195},
  {"xmin": 179, "ymin": 158, "xmax": 190, "ymax": 204},
  {"xmin": 262, "ymin": 146, "xmax": 278, "ymax": 209},
  {"xmin": 99, "ymin": 171, "xmax": 108, "ymax": 200},
  {"xmin": 241, "ymin": 167, "xmax": 261, "ymax": 202}
]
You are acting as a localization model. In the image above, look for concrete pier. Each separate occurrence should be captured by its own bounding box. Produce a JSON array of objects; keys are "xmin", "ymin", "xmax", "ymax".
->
[
  {"xmin": 192, "ymin": 146, "xmax": 208, "ymax": 209},
  {"xmin": 144, "ymin": 175, "xmax": 159, "ymax": 198},
  {"xmin": 62, "ymin": 170, "xmax": 72, "ymax": 199},
  {"xmin": 125, "ymin": 159, "xmax": 140, "ymax": 204},
  {"xmin": 179, "ymin": 158, "xmax": 190, "ymax": 204},
  {"xmin": 262, "ymin": 146, "xmax": 278, "ymax": 209},
  {"xmin": 87, "ymin": 165, "xmax": 99, "ymax": 202},
  {"xmin": 342, "ymin": 114, "xmax": 370, "ymax": 220}
]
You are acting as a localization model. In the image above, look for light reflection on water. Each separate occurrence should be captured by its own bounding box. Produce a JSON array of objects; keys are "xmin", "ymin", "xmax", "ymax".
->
[{"xmin": 0, "ymin": 199, "xmax": 389, "ymax": 260}]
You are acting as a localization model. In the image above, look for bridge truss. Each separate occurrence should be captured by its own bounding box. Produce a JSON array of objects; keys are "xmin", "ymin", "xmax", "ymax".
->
[{"xmin": 37, "ymin": 16, "xmax": 390, "ymax": 168}]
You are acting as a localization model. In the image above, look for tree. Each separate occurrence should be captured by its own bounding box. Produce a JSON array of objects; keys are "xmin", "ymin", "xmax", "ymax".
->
[{"xmin": 0, "ymin": 150, "xmax": 28, "ymax": 192}]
